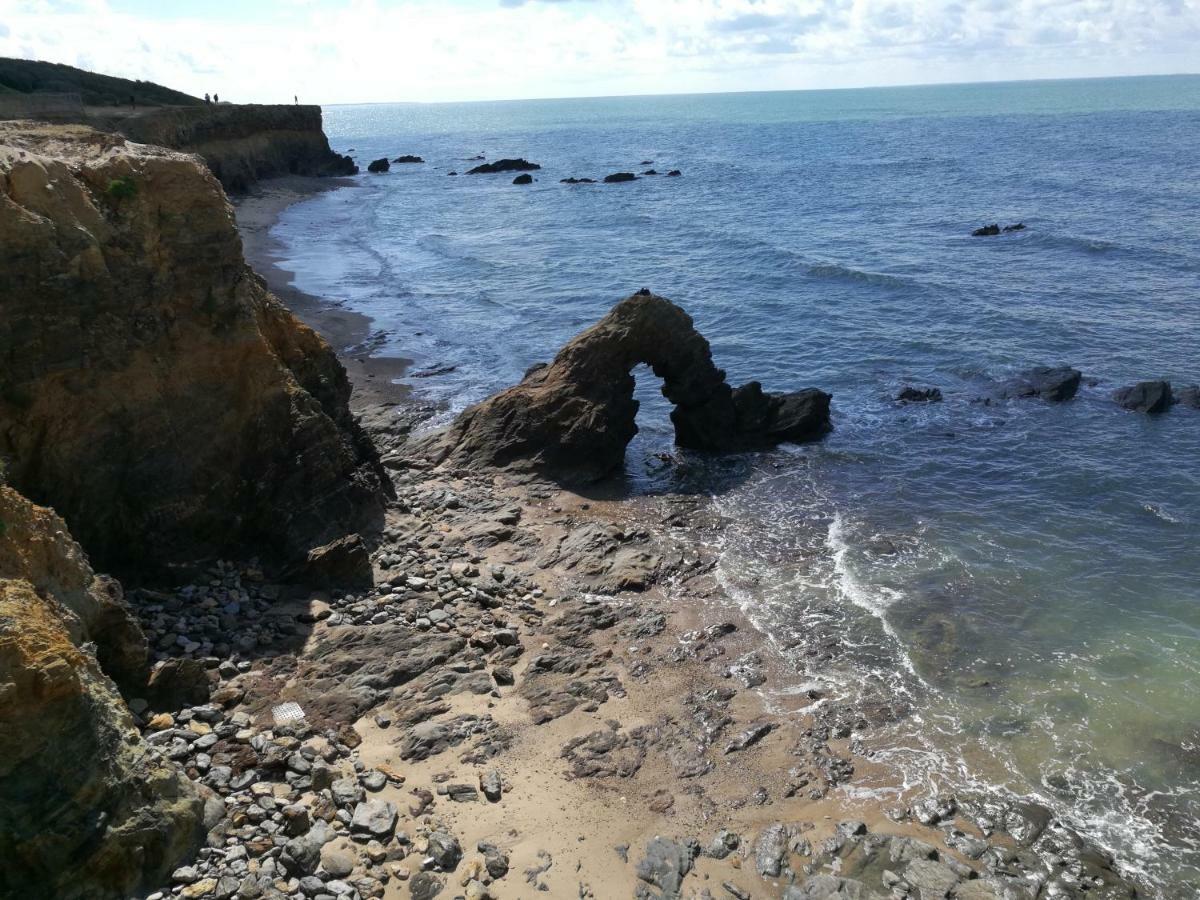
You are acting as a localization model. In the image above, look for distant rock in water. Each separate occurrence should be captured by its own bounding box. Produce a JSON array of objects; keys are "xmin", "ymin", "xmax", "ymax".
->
[
  {"xmin": 367, "ymin": 157, "xmax": 390, "ymax": 173},
  {"xmin": 640, "ymin": 160, "xmax": 654, "ymax": 165},
  {"xmin": 513, "ymin": 173, "xmax": 533, "ymax": 185},
  {"xmin": 604, "ymin": 172, "xmax": 638, "ymax": 183},
  {"xmin": 973, "ymin": 222, "xmax": 1026, "ymax": 236},
  {"xmin": 896, "ymin": 386, "xmax": 943, "ymax": 403},
  {"xmin": 467, "ymin": 158, "xmax": 540, "ymax": 174},
  {"xmin": 412, "ymin": 291, "xmax": 832, "ymax": 483},
  {"xmin": 392, "ymin": 154, "xmax": 424, "ymax": 163},
  {"xmin": 642, "ymin": 169, "xmax": 658, "ymax": 175},
  {"xmin": 561, "ymin": 177, "xmax": 596, "ymax": 184},
  {"xmin": 1175, "ymin": 385, "xmax": 1200, "ymax": 409},
  {"xmin": 1114, "ymin": 380, "xmax": 1173, "ymax": 413},
  {"xmin": 448, "ymin": 170, "xmax": 458, "ymax": 176},
  {"xmin": 1000, "ymin": 366, "xmax": 1082, "ymax": 402},
  {"xmin": 667, "ymin": 170, "xmax": 682, "ymax": 177}
]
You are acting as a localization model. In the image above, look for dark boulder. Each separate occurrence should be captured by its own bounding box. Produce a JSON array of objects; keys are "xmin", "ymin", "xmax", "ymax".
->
[
  {"xmin": 1114, "ymin": 380, "xmax": 1173, "ymax": 413},
  {"xmin": 1174, "ymin": 384, "xmax": 1200, "ymax": 408},
  {"xmin": 467, "ymin": 158, "xmax": 540, "ymax": 174},
  {"xmin": 447, "ymin": 171, "xmax": 457, "ymax": 176},
  {"xmin": 367, "ymin": 158, "xmax": 390, "ymax": 173},
  {"xmin": 413, "ymin": 291, "xmax": 832, "ymax": 483},
  {"xmin": 392, "ymin": 155, "xmax": 424, "ymax": 163},
  {"xmin": 896, "ymin": 386, "xmax": 943, "ymax": 403},
  {"xmin": 972, "ymin": 224, "xmax": 1000, "ymax": 236},
  {"xmin": 1003, "ymin": 222, "xmax": 1027, "ymax": 232},
  {"xmin": 666, "ymin": 170, "xmax": 682, "ymax": 177},
  {"xmin": 295, "ymin": 533, "xmax": 373, "ymax": 589},
  {"xmin": 604, "ymin": 172, "xmax": 638, "ymax": 183},
  {"xmin": 324, "ymin": 154, "xmax": 358, "ymax": 176},
  {"xmin": 561, "ymin": 177, "xmax": 596, "ymax": 184},
  {"xmin": 640, "ymin": 160, "xmax": 654, "ymax": 165},
  {"xmin": 147, "ymin": 657, "xmax": 212, "ymax": 710},
  {"xmin": 1001, "ymin": 366, "xmax": 1082, "ymax": 402},
  {"xmin": 512, "ymin": 173, "xmax": 533, "ymax": 185},
  {"xmin": 642, "ymin": 169, "xmax": 658, "ymax": 175}
]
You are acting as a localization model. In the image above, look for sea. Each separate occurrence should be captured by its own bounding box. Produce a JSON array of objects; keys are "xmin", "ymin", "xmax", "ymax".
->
[{"xmin": 269, "ymin": 76, "xmax": 1200, "ymax": 894}]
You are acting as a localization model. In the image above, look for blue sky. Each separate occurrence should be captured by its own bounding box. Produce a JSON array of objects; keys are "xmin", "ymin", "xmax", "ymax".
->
[{"xmin": 2, "ymin": 0, "xmax": 1198, "ymax": 103}]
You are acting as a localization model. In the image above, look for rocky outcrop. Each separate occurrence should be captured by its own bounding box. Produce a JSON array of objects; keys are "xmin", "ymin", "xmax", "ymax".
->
[
  {"xmin": 0, "ymin": 486, "xmax": 205, "ymax": 899},
  {"xmin": 0, "ymin": 124, "xmax": 388, "ymax": 576},
  {"xmin": 415, "ymin": 291, "xmax": 831, "ymax": 482},
  {"xmin": 367, "ymin": 157, "xmax": 390, "ymax": 173},
  {"xmin": 513, "ymin": 173, "xmax": 534, "ymax": 185},
  {"xmin": 467, "ymin": 158, "xmax": 540, "ymax": 174},
  {"xmin": 999, "ymin": 366, "xmax": 1082, "ymax": 402},
  {"xmin": 98, "ymin": 104, "xmax": 357, "ymax": 192},
  {"xmin": 604, "ymin": 172, "xmax": 638, "ymax": 183},
  {"xmin": 1114, "ymin": 380, "xmax": 1173, "ymax": 413}
]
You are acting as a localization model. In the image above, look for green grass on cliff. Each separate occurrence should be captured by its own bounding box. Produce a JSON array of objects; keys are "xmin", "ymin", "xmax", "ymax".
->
[{"xmin": 0, "ymin": 57, "xmax": 202, "ymax": 106}]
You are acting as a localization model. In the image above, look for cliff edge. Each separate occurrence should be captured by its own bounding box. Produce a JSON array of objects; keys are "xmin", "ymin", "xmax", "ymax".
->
[{"xmin": 0, "ymin": 123, "xmax": 387, "ymax": 576}]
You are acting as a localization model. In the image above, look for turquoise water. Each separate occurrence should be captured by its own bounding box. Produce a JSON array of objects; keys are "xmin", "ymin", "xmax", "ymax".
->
[{"xmin": 272, "ymin": 76, "xmax": 1200, "ymax": 892}]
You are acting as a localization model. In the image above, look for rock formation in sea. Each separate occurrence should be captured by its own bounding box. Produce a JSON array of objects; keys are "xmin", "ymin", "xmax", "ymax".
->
[
  {"xmin": 1114, "ymin": 379, "xmax": 1173, "ymax": 413},
  {"xmin": 414, "ymin": 290, "xmax": 831, "ymax": 482},
  {"xmin": 0, "ymin": 123, "xmax": 389, "ymax": 575},
  {"xmin": 466, "ymin": 158, "xmax": 541, "ymax": 174},
  {"xmin": 0, "ymin": 485, "xmax": 207, "ymax": 899},
  {"xmin": 999, "ymin": 366, "xmax": 1082, "ymax": 402}
]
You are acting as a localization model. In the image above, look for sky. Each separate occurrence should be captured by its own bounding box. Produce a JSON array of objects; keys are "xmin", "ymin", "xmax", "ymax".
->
[{"xmin": 1, "ymin": 0, "xmax": 1198, "ymax": 104}]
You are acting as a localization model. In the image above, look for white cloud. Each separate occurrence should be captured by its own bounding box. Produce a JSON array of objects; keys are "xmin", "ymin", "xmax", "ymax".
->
[{"xmin": 0, "ymin": 0, "xmax": 1197, "ymax": 103}]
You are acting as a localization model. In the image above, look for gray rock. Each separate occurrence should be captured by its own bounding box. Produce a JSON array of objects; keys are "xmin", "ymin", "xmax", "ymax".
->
[
  {"xmin": 321, "ymin": 845, "xmax": 357, "ymax": 878},
  {"xmin": 903, "ymin": 858, "xmax": 961, "ymax": 897},
  {"xmin": 755, "ymin": 823, "xmax": 790, "ymax": 877},
  {"xmin": 783, "ymin": 875, "xmax": 885, "ymax": 899},
  {"xmin": 478, "ymin": 841, "xmax": 509, "ymax": 878},
  {"xmin": 1114, "ymin": 380, "xmax": 1173, "ymax": 413},
  {"xmin": 480, "ymin": 769, "xmax": 503, "ymax": 802},
  {"xmin": 705, "ymin": 830, "xmax": 740, "ymax": 860},
  {"xmin": 409, "ymin": 872, "xmax": 443, "ymax": 900},
  {"xmin": 724, "ymin": 722, "xmax": 774, "ymax": 754},
  {"xmin": 331, "ymin": 777, "xmax": 364, "ymax": 807},
  {"xmin": 282, "ymin": 824, "xmax": 330, "ymax": 876},
  {"xmin": 426, "ymin": 830, "xmax": 462, "ymax": 871},
  {"xmin": 349, "ymin": 800, "xmax": 398, "ymax": 838},
  {"xmin": 635, "ymin": 836, "xmax": 698, "ymax": 898}
]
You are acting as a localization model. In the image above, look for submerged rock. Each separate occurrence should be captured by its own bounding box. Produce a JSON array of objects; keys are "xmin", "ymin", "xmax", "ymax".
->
[
  {"xmin": 393, "ymin": 154, "xmax": 424, "ymax": 163},
  {"xmin": 512, "ymin": 173, "xmax": 533, "ymax": 185},
  {"xmin": 561, "ymin": 176, "xmax": 596, "ymax": 184},
  {"xmin": 1175, "ymin": 384, "xmax": 1200, "ymax": 408},
  {"xmin": 972, "ymin": 223, "xmax": 1000, "ymax": 236},
  {"xmin": 896, "ymin": 386, "xmax": 943, "ymax": 403},
  {"xmin": 414, "ymin": 291, "xmax": 831, "ymax": 482},
  {"xmin": 367, "ymin": 157, "xmax": 390, "ymax": 172},
  {"xmin": 666, "ymin": 170, "xmax": 682, "ymax": 177},
  {"xmin": 604, "ymin": 172, "xmax": 638, "ymax": 183},
  {"xmin": 1000, "ymin": 366, "xmax": 1082, "ymax": 402},
  {"xmin": 1114, "ymin": 380, "xmax": 1173, "ymax": 413},
  {"xmin": 467, "ymin": 158, "xmax": 540, "ymax": 174}
]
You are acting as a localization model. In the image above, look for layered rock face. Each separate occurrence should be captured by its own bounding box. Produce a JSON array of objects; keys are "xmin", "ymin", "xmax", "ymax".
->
[
  {"xmin": 0, "ymin": 124, "xmax": 387, "ymax": 575},
  {"xmin": 0, "ymin": 486, "xmax": 205, "ymax": 899},
  {"xmin": 417, "ymin": 291, "xmax": 831, "ymax": 482},
  {"xmin": 104, "ymin": 104, "xmax": 357, "ymax": 192}
]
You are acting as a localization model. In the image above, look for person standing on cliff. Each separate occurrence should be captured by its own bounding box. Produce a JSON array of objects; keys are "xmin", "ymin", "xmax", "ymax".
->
[
  {"xmin": 214, "ymin": 93, "xmax": 219, "ymax": 103},
  {"xmin": 205, "ymin": 92, "xmax": 210, "ymax": 104},
  {"xmin": 294, "ymin": 95, "xmax": 298, "ymax": 104}
]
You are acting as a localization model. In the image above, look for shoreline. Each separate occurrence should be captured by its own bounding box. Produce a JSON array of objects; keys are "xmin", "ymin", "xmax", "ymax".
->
[
  {"xmin": 234, "ymin": 175, "xmax": 414, "ymax": 413},
  {"xmin": 219, "ymin": 177, "xmax": 1152, "ymax": 898}
]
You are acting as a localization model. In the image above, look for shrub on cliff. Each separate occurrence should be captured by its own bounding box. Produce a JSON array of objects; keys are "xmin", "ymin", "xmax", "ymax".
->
[{"xmin": 105, "ymin": 176, "xmax": 137, "ymax": 201}]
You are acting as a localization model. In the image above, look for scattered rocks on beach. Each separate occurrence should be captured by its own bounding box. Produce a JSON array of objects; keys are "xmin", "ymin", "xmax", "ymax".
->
[
  {"xmin": 1114, "ymin": 379, "xmax": 1173, "ymax": 413},
  {"xmin": 367, "ymin": 157, "xmax": 390, "ymax": 173},
  {"xmin": 466, "ymin": 158, "xmax": 541, "ymax": 174}
]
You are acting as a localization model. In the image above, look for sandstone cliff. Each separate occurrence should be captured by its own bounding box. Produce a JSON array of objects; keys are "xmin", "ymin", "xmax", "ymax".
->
[
  {"xmin": 105, "ymin": 104, "xmax": 357, "ymax": 192},
  {"xmin": 0, "ymin": 123, "xmax": 387, "ymax": 576},
  {"xmin": 0, "ymin": 485, "xmax": 206, "ymax": 899},
  {"xmin": 416, "ymin": 291, "xmax": 832, "ymax": 482}
]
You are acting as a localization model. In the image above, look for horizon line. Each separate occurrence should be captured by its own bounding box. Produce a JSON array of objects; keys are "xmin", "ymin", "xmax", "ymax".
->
[{"xmin": 320, "ymin": 70, "xmax": 1200, "ymax": 108}]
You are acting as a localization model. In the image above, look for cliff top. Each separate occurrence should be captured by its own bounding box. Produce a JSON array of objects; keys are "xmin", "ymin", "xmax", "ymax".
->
[{"xmin": 0, "ymin": 56, "xmax": 201, "ymax": 106}]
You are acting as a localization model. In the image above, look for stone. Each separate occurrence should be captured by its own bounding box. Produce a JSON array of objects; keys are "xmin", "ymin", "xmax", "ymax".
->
[
  {"xmin": 415, "ymin": 292, "xmax": 831, "ymax": 483},
  {"xmin": 971, "ymin": 224, "xmax": 1000, "ymax": 236},
  {"xmin": 466, "ymin": 158, "xmax": 541, "ymax": 174},
  {"xmin": 478, "ymin": 842, "xmax": 509, "ymax": 878},
  {"xmin": 350, "ymin": 800, "xmax": 398, "ymax": 838},
  {"xmin": 755, "ymin": 823, "xmax": 790, "ymax": 877},
  {"xmin": 1175, "ymin": 384, "xmax": 1200, "ymax": 408},
  {"xmin": 282, "ymin": 824, "xmax": 330, "ymax": 876},
  {"xmin": 480, "ymin": 769, "xmax": 503, "ymax": 801},
  {"xmin": 512, "ymin": 174, "xmax": 533, "ymax": 185},
  {"xmin": 426, "ymin": 830, "xmax": 462, "ymax": 871},
  {"xmin": 393, "ymin": 155, "xmax": 424, "ymax": 163},
  {"xmin": 409, "ymin": 872, "xmax": 443, "ymax": 900},
  {"xmin": 321, "ymin": 844, "xmax": 357, "ymax": 878},
  {"xmin": 999, "ymin": 366, "xmax": 1082, "ymax": 402},
  {"xmin": 1113, "ymin": 380, "xmax": 1173, "ymax": 413},
  {"xmin": 368, "ymin": 157, "xmax": 390, "ymax": 172},
  {"xmin": 332, "ymin": 776, "xmax": 365, "ymax": 807},
  {"xmin": 147, "ymin": 657, "xmax": 213, "ymax": 709},
  {"xmin": 635, "ymin": 837, "xmax": 698, "ymax": 898},
  {"xmin": 298, "ymin": 534, "xmax": 374, "ymax": 589},
  {"xmin": 604, "ymin": 172, "xmax": 638, "ymax": 182},
  {"xmin": 896, "ymin": 386, "xmax": 943, "ymax": 403},
  {"xmin": 783, "ymin": 875, "xmax": 885, "ymax": 898}
]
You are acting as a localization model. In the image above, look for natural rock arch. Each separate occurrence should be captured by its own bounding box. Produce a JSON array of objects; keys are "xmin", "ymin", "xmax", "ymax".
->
[{"xmin": 416, "ymin": 291, "xmax": 832, "ymax": 482}]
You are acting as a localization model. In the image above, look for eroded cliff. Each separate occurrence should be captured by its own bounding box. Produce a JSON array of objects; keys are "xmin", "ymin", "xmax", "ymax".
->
[
  {"xmin": 0, "ymin": 123, "xmax": 388, "ymax": 576},
  {"xmin": 0, "ymin": 485, "xmax": 206, "ymax": 899}
]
